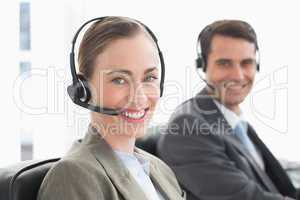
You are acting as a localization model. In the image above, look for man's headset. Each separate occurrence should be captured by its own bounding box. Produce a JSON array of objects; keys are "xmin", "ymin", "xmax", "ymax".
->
[
  {"xmin": 195, "ymin": 20, "xmax": 260, "ymax": 73},
  {"xmin": 194, "ymin": 20, "xmax": 260, "ymax": 91},
  {"xmin": 67, "ymin": 17, "xmax": 165, "ymax": 116}
]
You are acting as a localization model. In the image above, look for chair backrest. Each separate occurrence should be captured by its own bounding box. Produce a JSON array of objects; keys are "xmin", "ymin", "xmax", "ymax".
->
[
  {"xmin": 136, "ymin": 125, "xmax": 165, "ymax": 156},
  {"xmin": 0, "ymin": 158, "xmax": 59, "ymax": 200}
]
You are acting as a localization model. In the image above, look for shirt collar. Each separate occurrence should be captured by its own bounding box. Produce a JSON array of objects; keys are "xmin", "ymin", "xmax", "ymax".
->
[{"xmin": 213, "ymin": 100, "xmax": 247, "ymax": 129}]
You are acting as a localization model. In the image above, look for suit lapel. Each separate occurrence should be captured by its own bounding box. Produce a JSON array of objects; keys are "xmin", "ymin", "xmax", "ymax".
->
[
  {"xmin": 195, "ymin": 89, "xmax": 280, "ymax": 193},
  {"xmin": 135, "ymin": 149, "xmax": 183, "ymax": 200},
  {"xmin": 247, "ymin": 125, "xmax": 296, "ymax": 197},
  {"xmin": 83, "ymin": 126, "xmax": 149, "ymax": 200},
  {"xmin": 194, "ymin": 89, "xmax": 233, "ymax": 137},
  {"xmin": 225, "ymin": 132, "xmax": 280, "ymax": 192}
]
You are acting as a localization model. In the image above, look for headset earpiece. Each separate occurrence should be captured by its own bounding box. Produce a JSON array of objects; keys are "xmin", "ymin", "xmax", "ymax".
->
[
  {"xmin": 195, "ymin": 53, "xmax": 206, "ymax": 72},
  {"xmin": 76, "ymin": 74, "xmax": 91, "ymax": 103},
  {"xmin": 256, "ymin": 51, "xmax": 260, "ymax": 72},
  {"xmin": 67, "ymin": 74, "xmax": 91, "ymax": 104},
  {"xmin": 195, "ymin": 26, "xmax": 210, "ymax": 73}
]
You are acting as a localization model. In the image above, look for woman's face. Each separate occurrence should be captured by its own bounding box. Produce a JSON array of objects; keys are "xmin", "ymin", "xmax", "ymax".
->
[{"xmin": 90, "ymin": 32, "xmax": 160, "ymax": 138}]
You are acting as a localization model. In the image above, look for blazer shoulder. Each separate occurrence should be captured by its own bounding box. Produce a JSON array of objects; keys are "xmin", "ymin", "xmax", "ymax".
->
[
  {"xmin": 38, "ymin": 149, "xmax": 108, "ymax": 200},
  {"xmin": 171, "ymin": 96, "xmax": 199, "ymax": 117}
]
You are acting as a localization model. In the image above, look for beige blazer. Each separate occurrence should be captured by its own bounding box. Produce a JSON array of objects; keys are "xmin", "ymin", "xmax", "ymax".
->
[{"xmin": 38, "ymin": 126, "xmax": 184, "ymax": 200}]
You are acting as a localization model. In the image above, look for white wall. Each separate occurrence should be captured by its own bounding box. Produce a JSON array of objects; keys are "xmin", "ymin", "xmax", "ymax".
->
[
  {"xmin": 0, "ymin": 1, "xmax": 21, "ymax": 166},
  {"xmin": 1, "ymin": 0, "xmax": 299, "ymax": 166}
]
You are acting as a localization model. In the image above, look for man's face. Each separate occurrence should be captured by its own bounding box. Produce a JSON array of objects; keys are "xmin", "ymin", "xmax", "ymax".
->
[{"xmin": 205, "ymin": 34, "xmax": 257, "ymax": 111}]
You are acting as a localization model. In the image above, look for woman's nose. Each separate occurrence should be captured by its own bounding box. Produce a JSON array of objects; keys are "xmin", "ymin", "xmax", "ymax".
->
[{"xmin": 129, "ymin": 83, "xmax": 149, "ymax": 108}]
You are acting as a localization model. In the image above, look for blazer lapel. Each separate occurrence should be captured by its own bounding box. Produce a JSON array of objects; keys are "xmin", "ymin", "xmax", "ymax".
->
[
  {"xmin": 82, "ymin": 126, "xmax": 149, "ymax": 200},
  {"xmin": 195, "ymin": 89, "xmax": 279, "ymax": 193},
  {"xmin": 247, "ymin": 125, "xmax": 296, "ymax": 197},
  {"xmin": 225, "ymin": 133, "xmax": 280, "ymax": 192},
  {"xmin": 135, "ymin": 149, "xmax": 183, "ymax": 200}
]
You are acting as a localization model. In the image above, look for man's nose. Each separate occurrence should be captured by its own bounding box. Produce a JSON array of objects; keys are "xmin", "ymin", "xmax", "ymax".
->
[{"xmin": 230, "ymin": 64, "xmax": 244, "ymax": 81}]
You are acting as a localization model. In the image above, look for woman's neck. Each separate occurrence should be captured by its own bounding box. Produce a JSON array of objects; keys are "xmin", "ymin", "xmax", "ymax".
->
[
  {"xmin": 90, "ymin": 119, "xmax": 136, "ymax": 154},
  {"xmin": 103, "ymin": 134, "xmax": 136, "ymax": 154}
]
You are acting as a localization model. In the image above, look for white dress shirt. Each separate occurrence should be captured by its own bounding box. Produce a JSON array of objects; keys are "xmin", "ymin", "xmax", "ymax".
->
[
  {"xmin": 114, "ymin": 150, "xmax": 164, "ymax": 200},
  {"xmin": 213, "ymin": 100, "xmax": 265, "ymax": 170}
]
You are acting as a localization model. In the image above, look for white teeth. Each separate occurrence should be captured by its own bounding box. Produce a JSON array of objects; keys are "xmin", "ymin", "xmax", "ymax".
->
[
  {"xmin": 122, "ymin": 110, "xmax": 145, "ymax": 119},
  {"xmin": 225, "ymin": 82, "xmax": 245, "ymax": 89},
  {"xmin": 229, "ymin": 85, "xmax": 242, "ymax": 89}
]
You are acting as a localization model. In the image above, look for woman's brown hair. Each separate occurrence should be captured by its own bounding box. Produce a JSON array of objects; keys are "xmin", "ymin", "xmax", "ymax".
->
[{"xmin": 78, "ymin": 16, "xmax": 152, "ymax": 79}]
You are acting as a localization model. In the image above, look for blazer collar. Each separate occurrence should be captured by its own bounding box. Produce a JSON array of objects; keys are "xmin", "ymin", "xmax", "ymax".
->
[
  {"xmin": 81, "ymin": 125, "xmax": 181, "ymax": 200},
  {"xmin": 195, "ymin": 89, "xmax": 279, "ymax": 192},
  {"xmin": 135, "ymin": 148, "xmax": 183, "ymax": 200},
  {"xmin": 195, "ymin": 88, "xmax": 233, "ymax": 137},
  {"xmin": 82, "ymin": 125, "xmax": 149, "ymax": 200}
]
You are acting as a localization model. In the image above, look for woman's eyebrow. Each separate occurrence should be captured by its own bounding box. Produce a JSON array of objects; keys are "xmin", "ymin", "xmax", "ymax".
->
[
  {"xmin": 144, "ymin": 67, "xmax": 158, "ymax": 74},
  {"xmin": 105, "ymin": 69, "xmax": 132, "ymax": 76},
  {"xmin": 105, "ymin": 67, "xmax": 158, "ymax": 76}
]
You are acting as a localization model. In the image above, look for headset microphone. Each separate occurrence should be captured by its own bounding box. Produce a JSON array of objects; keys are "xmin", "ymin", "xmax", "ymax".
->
[
  {"xmin": 67, "ymin": 17, "xmax": 165, "ymax": 116},
  {"xmin": 195, "ymin": 67, "xmax": 215, "ymax": 91}
]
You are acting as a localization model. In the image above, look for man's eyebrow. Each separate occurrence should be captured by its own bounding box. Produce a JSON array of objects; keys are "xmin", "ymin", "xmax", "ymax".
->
[
  {"xmin": 242, "ymin": 58, "xmax": 256, "ymax": 61},
  {"xmin": 215, "ymin": 58, "xmax": 232, "ymax": 62}
]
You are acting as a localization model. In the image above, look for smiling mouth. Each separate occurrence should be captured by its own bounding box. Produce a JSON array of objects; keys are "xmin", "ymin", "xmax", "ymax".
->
[
  {"xmin": 119, "ymin": 108, "xmax": 150, "ymax": 122},
  {"xmin": 225, "ymin": 82, "xmax": 248, "ymax": 90}
]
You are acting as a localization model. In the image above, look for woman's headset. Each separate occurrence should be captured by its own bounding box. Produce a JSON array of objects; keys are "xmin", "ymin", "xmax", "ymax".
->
[{"xmin": 67, "ymin": 17, "xmax": 165, "ymax": 115}]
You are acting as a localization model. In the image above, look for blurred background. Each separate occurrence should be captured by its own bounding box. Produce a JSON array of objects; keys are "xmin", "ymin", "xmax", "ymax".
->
[{"xmin": 1, "ymin": 0, "xmax": 299, "ymax": 167}]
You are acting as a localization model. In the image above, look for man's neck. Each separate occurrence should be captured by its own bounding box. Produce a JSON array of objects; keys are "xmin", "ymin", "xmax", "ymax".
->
[
  {"xmin": 213, "ymin": 98, "xmax": 241, "ymax": 116},
  {"xmin": 225, "ymin": 104, "xmax": 241, "ymax": 115}
]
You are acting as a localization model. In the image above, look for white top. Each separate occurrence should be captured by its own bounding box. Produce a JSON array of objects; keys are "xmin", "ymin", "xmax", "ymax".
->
[
  {"xmin": 213, "ymin": 100, "xmax": 247, "ymax": 129},
  {"xmin": 114, "ymin": 150, "xmax": 164, "ymax": 200}
]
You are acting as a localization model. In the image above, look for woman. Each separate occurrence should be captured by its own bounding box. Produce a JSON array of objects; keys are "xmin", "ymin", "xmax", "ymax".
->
[{"xmin": 37, "ymin": 16, "xmax": 184, "ymax": 200}]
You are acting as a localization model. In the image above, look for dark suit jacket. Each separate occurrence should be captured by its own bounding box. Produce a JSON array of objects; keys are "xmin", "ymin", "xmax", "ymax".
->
[
  {"xmin": 38, "ymin": 125, "xmax": 184, "ymax": 200},
  {"xmin": 157, "ymin": 88, "xmax": 297, "ymax": 200}
]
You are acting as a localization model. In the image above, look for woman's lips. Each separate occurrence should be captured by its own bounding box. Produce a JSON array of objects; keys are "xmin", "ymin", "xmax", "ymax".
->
[{"xmin": 119, "ymin": 108, "xmax": 150, "ymax": 123}]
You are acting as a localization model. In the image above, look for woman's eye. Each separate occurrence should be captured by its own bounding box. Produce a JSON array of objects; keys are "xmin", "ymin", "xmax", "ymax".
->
[
  {"xmin": 112, "ymin": 78, "xmax": 126, "ymax": 85},
  {"xmin": 144, "ymin": 75, "xmax": 158, "ymax": 82}
]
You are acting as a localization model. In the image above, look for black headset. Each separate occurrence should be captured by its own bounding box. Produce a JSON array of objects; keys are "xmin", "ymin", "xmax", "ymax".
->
[
  {"xmin": 67, "ymin": 17, "xmax": 165, "ymax": 115},
  {"xmin": 195, "ymin": 21, "xmax": 260, "ymax": 73}
]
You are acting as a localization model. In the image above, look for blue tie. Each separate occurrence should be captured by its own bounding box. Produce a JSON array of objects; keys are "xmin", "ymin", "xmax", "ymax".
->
[{"xmin": 234, "ymin": 121, "xmax": 264, "ymax": 169}]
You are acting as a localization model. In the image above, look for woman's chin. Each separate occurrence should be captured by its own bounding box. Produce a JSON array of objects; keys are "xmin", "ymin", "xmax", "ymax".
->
[{"xmin": 122, "ymin": 123, "xmax": 148, "ymax": 138}]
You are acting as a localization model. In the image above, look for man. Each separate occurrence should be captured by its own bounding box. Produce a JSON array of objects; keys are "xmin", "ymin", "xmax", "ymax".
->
[{"xmin": 158, "ymin": 20, "xmax": 298, "ymax": 200}]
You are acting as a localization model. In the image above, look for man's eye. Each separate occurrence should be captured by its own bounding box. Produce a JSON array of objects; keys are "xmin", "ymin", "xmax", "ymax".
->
[
  {"xmin": 217, "ymin": 60, "xmax": 231, "ymax": 66},
  {"xmin": 242, "ymin": 59, "xmax": 256, "ymax": 67},
  {"xmin": 112, "ymin": 78, "xmax": 126, "ymax": 85},
  {"xmin": 144, "ymin": 75, "xmax": 158, "ymax": 82}
]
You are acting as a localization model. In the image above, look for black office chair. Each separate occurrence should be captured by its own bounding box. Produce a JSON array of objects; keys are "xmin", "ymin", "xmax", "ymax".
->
[
  {"xmin": 136, "ymin": 124, "xmax": 165, "ymax": 156},
  {"xmin": 0, "ymin": 158, "xmax": 59, "ymax": 200}
]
